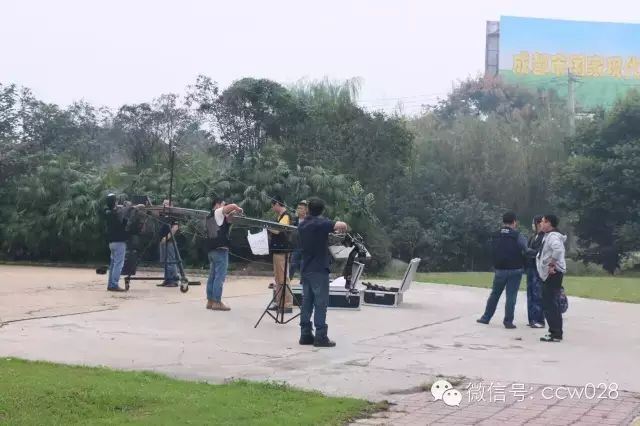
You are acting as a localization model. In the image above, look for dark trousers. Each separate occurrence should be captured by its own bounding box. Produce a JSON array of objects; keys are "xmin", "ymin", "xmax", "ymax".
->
[
  {"xmin": 300, "ymin": 272, "xmax": 329, "ymax": 340},
  {"xmin": 542, "ymin": 272, "xmax": 564, "ymax": 338},
  {"xmin": 481, "ymin": 269, "xmax": 523, "ymax": 325},
  {"xmin": 526, "ymin": 267, "xmax": 545, "ymax": 325}
]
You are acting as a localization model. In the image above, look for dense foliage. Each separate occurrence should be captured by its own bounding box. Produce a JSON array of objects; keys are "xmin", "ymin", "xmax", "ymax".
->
[{"xmin": 1, "ymin": 77, "xmax": 638, "ymax": 273}]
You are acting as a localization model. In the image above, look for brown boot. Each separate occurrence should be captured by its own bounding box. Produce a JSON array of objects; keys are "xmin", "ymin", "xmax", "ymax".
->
[
  {"xmin": 206, "ymin": 299, "xmax": 214, "ymax": 310},
  {"xmin": 211, "ymin": 301, "xmax": 231, "ymax": 311}
]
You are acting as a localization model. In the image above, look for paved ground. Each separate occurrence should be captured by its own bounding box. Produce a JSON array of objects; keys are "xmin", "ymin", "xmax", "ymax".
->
[{"xmin": 1, "ymin": 265, "xmax": 640, "ymax": 425}]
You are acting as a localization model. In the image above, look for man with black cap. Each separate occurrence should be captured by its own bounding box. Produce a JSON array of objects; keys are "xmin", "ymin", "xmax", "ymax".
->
[
  {"xmin": 269, "ymin": 195, "xmax": 293, "ymax": 313},
  {"xmin": 477, "ymin": 211, "xmax": 529, "ymax": 328}
]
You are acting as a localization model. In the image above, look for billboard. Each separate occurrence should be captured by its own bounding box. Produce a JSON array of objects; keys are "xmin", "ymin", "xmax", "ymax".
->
[{"xmin": 498, "ymin": 16, "xmax": 640, "ymax": 111}]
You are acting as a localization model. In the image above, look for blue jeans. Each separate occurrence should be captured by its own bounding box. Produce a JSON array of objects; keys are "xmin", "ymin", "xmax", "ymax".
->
[
  {"xmin": 289, "ymin": 249, "xmax": 303, "ymax": 279},
  {"xmin": 481, "ymin": 269, "xmax": 523, "ymax": 324},
  {"xmin": 159, "ymin": 242, "xmax": 179, "ymax": 283},
  {"xmin": 207, "ymin": 249, "xmax": 229, "ymax": 302},
  {"xmin": 526, "ymin": 267, "xmax": 545, "ymax": 325},
  {"xmin": 300, "ymin": 272, "xmax": 330, "ymax": 340},
  {"xmin": 108, "ymin": 242, "xmax": 127, "ymax": 289}
]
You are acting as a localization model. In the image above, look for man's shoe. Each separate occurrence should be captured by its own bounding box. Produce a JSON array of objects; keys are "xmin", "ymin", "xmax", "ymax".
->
[
  {"xmin": 157, "ymin": 282, "xmax": 168, "ymax": 287},
  {"xmin": 476, "ymin": 318, "xmax": 489, "ymax": 324},
  {"xmin": 165, "ymin": 281, "xmax": 179, "ymax": 287},
  {"xmin": 206, "ymin": 299, "xmax": 214, "ymax": 309},
  {"xmin": 504, "ymin": 323, "xmax": 517, "ymax": 329},
  {"xmin": 268, "ymin": 283, "xmax": 275, "ymax": 289},
  {"xmin": 107, "ymin": 287, "xmax": 126, "ymax": 292},
  {"xmin": 540, "ymin": 334, "xmax": 562, "ymax": 342},
  {"xmin": 313, "ymin": 338, "xmax": 336, "ymax": 347},
  {"xmin": 299, "ymin": 335, "xmax": 315, "ymax": 345},
  {"xmin": 531, "ymin": 322, "xmax": 545, "ymax": 328},
  {"xmin": 212, "ymin": 301, "xmax": 231, "ymax": 311},
  {"xmin": 267, "ymin": 303, "xmax": 278, "ymax": 311}
]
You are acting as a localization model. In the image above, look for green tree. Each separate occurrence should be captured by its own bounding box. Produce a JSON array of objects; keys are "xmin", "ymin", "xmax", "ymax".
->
[{"xmin": 552, "ymin": 91, "xmax": 640, "ymax": 273}]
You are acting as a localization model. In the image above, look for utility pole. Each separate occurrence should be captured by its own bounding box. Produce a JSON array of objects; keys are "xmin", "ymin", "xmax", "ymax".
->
[{"xmin": 567, "ymin": 70, "xmax": 576, "ymax": 137}]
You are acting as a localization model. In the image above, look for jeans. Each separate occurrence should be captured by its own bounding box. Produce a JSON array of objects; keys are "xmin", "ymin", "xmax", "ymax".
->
[
  {"xmin": 159, "ymin": 242, "xmax": 179, "ymax": 283},
  {"xmin": 300, "ymin": 272, "xmax": 330, "ymax": 340},
  {"xmin": 542, "ymin": 272, "xmax": 564, "ymax": 338},
  {"xmin": 481, "ymin": 268, "xmax": 523, "ymax": 325},
  {"xmin": 206, "ymin": 249, "xmax": 229, "ymax": 302},
  {"xmin": 526, "ymin": 267, "xmax": 545, "ymax": 325},
  {"xmin": 108, "ymin": 242, "xmax": 127, "ymax": 289},
  {"xmin": 289, "ymin": 249, "xmax": 303, "ymax": 280}
]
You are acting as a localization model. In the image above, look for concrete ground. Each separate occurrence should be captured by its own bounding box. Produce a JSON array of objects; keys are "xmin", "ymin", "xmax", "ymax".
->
[{"xmin": 1, "ymin": 265, "xmax": 639, "ymax": 425}]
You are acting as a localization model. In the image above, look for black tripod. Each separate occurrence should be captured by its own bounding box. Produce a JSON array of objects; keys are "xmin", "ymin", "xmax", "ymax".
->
[{"xmin": 254, "ymin": 249, "xmax": 301, "ymax": 327}]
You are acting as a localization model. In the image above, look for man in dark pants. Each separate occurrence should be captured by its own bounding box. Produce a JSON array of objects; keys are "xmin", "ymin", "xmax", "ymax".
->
[
  {"xmin": 297, "ymin": 198, "xmax": 348, "ymax": 347},
  {"xmin": 526, "ymin": 216, "xmax": 545, "ymax": 328},
  {"xmin": 477, "ymin": 212, "xmax": 529, "ymax": 329},
  {"xmin": 536, "ymin": 214, "xmax": 567, "ymax": 342}
]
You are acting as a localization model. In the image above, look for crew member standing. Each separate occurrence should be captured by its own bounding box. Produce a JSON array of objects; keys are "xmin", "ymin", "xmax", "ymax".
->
[
  {"xmin": 537, "ymin": 214, "xmax": 567, "ymax": 342},
  {"xmin": 205, "ymin": 197, "xmax": 243, "ymax": 311},
  {"xmin": 526, "ymin": 216, "xmax": 545, "ymax": 327},
  {"xmin": 297, "ymin": 198, "xmax": 348, "ymax": 348},
  {"xmin": 269, "ymin": 195, "xmax": 293, "ymax": 313},
  {"xmin": 104, "ymin": 193, "xmax": 128, "ymax": 292},
  {"xmin": 477, "ymin": 212, "xmax": 529, "ymax": 329}
]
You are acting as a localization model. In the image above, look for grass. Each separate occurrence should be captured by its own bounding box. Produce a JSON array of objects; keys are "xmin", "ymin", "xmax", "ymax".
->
[
  {"xmin": 416, "ymin": 272, "xmax": 640, "ymax": 304},
  {"xmin": 0, "ymin": 358, "xmax": 377, "ymax": 426}
]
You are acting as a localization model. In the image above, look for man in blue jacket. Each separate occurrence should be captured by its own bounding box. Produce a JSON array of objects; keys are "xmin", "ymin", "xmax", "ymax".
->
[
  {"xmin": 297, "ymin": 198, "xmax": 347, "ymax": 347},
  {"xmin": 477, "ymin": 211, "xmax": 529, "ymax": 329}
]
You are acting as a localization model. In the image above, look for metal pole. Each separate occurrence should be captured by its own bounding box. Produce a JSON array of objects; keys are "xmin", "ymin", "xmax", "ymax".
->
[{"xmin": 168, "ymin": 139, "xmax": 176, "ymax": 206}]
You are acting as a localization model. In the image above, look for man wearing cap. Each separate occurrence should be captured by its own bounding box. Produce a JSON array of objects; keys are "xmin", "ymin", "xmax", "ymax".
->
[{"xmin": 269, "ymin": 195, "xmax": 293, "ymax": 313}]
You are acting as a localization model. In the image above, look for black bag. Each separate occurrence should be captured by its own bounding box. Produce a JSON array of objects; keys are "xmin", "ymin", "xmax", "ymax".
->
[{"xmin": 558, "ymin": 287, "xmax": 568, "ymax": 313}]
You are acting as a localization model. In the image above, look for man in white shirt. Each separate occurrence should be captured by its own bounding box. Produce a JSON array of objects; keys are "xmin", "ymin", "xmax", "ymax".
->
[{"xmin": 205, "ymin": 197, "xmax": 243, "ymax": 311}]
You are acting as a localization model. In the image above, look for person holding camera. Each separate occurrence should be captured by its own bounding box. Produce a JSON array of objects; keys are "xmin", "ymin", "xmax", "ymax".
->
[{"xmin": 297, "ymin": 198, "xmax": 348, "ymax": 348}]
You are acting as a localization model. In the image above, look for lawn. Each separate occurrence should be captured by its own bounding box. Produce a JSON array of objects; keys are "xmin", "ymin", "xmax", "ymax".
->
[
  {"xmin": 0, "ymin": 358, "xmax": 376, "ymax": 426},
  {"xmin": 416, "ymin": 272, "xmax": 640, "ymax": 304}
]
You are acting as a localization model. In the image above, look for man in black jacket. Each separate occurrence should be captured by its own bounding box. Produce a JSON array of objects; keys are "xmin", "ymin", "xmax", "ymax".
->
[
  {"xmin": 526, "ymin": 215, "xmax": 545, "ymax": 328},
  {"xmin": 477, "ymin": 212, "xmax": 529, "ymax": 329}
]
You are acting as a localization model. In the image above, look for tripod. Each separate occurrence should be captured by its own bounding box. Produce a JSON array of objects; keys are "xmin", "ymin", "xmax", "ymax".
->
[{"xmin": 254, "ymin": 249, "xmax": 301, "ymax": 327}]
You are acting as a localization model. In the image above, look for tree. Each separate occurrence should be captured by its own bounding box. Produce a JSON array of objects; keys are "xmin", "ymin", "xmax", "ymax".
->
[{"xmin": 552, "ymin": 91, "xmax": 640, "ymax": 273}]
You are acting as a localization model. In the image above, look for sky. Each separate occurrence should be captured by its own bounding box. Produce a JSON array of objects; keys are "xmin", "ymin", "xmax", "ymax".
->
[{"xmin": 2, "ymin": 0, "xmax": 640, "ymax": 115}]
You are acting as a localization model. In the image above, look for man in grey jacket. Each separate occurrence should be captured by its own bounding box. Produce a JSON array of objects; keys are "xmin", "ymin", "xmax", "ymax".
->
[{"xmin": 536, "ymin": 214, "xmax": 567, "ymax": 342}]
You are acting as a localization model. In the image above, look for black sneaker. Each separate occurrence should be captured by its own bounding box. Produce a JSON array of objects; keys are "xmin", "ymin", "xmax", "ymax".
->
[
  {"xmin": 107, "ymin": 287, "xmax": 126, "ymax": 292},
  {"xmin": 313, "ymin": 338, "xmax": 336, "ymax": 347},
  {"xmin": 504, "ymin": 323, "xmax": 516, "ymax": 329},
  {"xmin": 540, "ymin": 334, "xmax": 562, "ymax": 342},
  {"xmin": 299, "ymin": 335, "xmax": 315, "ymax": 345},
  {"xmin": 476, "ymin": 318, "xmax": 489, "ymax": 324}
]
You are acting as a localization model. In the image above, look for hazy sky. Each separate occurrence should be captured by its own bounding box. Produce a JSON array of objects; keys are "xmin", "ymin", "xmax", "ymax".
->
[{"xmin": 2, "ymin": 0, "xmax": 639, "ymax": 114}]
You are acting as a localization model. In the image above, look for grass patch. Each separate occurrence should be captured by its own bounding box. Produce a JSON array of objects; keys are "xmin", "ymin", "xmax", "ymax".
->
[
  {"xmin": 0, "ymin": 358, "xmax": 376, "ymax": 425},
  {"xmin": 415, "ymin": 272, "xmax": 640, "ymax": 304}
]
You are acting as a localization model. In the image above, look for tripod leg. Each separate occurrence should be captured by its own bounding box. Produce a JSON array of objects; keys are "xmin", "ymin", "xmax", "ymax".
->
[{"xmin": 254, "ymin": 287, "xmax": 281, "ymax": 328}]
